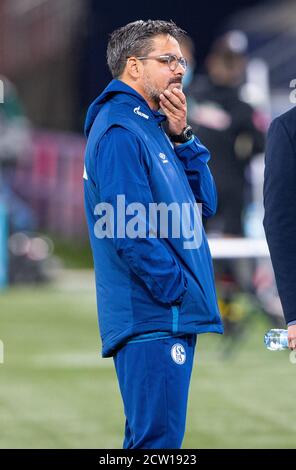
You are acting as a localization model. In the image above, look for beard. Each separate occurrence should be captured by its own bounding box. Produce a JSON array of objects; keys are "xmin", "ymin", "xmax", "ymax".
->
[
  {"xmin": 143, "ymin": 77, "xmax": 161, "ymax": 107},
  {"xmin": 143, "ymin": 75, "xmax": 183, "ymax": 108}
]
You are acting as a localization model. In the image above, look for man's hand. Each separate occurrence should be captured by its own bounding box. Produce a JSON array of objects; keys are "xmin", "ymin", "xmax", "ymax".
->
[
  {"xmin": 159, "ymin": 88, "xmax": 187, "ymax": 137},
  {"xmin": 288, "ymin": 324, "xmax": 296, "ymax": 350}
]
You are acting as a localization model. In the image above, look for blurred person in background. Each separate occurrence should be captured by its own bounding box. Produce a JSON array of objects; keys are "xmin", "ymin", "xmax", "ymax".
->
[
  {"xmin": 0, "ymin": 75, "xmax": 36, "ymax": 233},
  {"xmin": 84, "ymin": 19, "xmax": 223, "ymax": 449},
  {"xmin": 186, "ymin": 31, "xmax": 265, "ymax": 236},
  {"xmin": 179, "ymin": 35, "xmax": 196, "ymax": 92},
  {"xmin": 263, "ymin": 106, "xmax": 296, "ymax": 350},
  {"xmin": 0, "ymin": 76, "xmax": 42, "ymax": 286},
  {"xmin": 185, "ymin": 32, "xmax": 265, "ymax": 345}
]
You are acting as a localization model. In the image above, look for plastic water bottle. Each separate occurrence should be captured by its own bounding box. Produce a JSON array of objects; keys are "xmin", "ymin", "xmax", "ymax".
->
[{"xmin": 264, "ymin": 329, "xmax": 288, "ymax": 351}]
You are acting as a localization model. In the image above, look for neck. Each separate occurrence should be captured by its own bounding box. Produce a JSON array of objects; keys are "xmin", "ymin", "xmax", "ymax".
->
[{"xmin": 119, "ymin": 77, "xmax": 159, "ymax": 111}]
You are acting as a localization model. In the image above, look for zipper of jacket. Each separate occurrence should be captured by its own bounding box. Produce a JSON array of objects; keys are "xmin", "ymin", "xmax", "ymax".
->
[
  {"xmin": 158, "ymin": 124, "xmax": 182, "ymax": 333},
  {"xmin": 171, "ymin": 305, "xmax": 179, "ymax": 333}
]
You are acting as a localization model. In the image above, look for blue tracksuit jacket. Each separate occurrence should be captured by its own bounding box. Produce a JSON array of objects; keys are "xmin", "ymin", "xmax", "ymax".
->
[{"xmin": 84, "ymin": 79, "xmax": 223, "ymax": 357}]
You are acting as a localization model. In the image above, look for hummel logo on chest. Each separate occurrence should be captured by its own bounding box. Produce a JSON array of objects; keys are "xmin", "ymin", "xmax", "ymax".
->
[
  {"xmin": 159, "ymin": 152, "xmax": 168, "ymax": 163},
  {"xmin": 134, "ymin": 106, "xmax": 149, "ymax": 119}
]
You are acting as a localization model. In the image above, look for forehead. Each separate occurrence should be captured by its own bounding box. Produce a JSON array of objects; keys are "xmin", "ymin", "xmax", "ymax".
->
[{"xmin": 150, "ymin": 34, "xmax": 182, "ymax": 55}]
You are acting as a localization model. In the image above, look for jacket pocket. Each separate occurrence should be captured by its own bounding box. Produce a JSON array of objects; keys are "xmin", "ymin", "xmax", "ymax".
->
[{"xmin": 179, "ymin": 272, "xmax": 204, "ymax": 316}]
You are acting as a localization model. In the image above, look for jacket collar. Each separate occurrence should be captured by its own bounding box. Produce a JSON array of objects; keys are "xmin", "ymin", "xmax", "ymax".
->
[{"xmin": 84, "ymin": 79, "xmax": 166, "ymax": 136}]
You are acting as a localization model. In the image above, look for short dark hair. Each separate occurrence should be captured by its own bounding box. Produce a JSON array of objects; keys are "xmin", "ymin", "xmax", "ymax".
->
[{"xmin": 107, "ymin": 20, "xmax": 187, "ymax": 78}]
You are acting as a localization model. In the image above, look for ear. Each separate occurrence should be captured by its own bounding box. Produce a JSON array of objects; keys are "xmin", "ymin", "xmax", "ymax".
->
[{"xmin": 126, "ymin": 57, "xmax": 142, "ymax": 79}]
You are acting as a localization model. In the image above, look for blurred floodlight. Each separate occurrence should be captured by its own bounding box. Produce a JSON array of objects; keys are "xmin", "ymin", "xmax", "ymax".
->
[
  {"xmin": 8, "ymin": 233, "xmax": 30, "ymax": 256},
  {"xmin": 8, "ymin": 232, "xmax": 54, "ymax": 260},
  {"xmin": 28, "ymin": 237, "xmax": 51, "ymax": 261},
  {"xmin": 226, "ymin": 30, "xmax": 248, "ymax": 54}
]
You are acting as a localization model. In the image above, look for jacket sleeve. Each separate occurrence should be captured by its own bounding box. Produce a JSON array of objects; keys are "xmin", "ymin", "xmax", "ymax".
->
[
  {"xmin": 174, "ymin": 136, "xmax": 217, "ymax": 217},
  {"xmin": 263, "ymin": 117, "xmax": 296, "ymax": 324},
  {"xmin": 95, "ymin": 125, "xmax": 187, "ymax": 306}
]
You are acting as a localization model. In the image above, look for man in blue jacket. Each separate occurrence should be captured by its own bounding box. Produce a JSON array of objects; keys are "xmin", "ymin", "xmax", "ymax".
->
[
  {"xmin": 84, "ymin": 20, "xmax": 223, "ymax": 449},
  {"xmin": 263, "ymin": 106, "xmax": 296, "ymax": 350}
]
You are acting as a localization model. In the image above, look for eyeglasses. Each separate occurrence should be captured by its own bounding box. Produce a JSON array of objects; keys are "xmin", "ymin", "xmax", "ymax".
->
[{"xmin": 135, "ymin": 54, "xmax": 187, "ymax": 72}]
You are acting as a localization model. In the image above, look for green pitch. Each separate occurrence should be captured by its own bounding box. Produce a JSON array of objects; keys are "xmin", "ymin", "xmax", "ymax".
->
[{"xmin": 0, "ymin": 272, "xmax": 295, "ymax": 449}]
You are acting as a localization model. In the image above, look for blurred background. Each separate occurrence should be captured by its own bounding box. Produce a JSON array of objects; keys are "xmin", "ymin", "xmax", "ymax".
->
[{"xmin": 1, "ymin": 0, "xmax": 296, "ymax": 449}]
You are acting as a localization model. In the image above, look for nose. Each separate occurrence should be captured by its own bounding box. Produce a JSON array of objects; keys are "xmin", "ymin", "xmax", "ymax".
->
[{"xmin": 174, "ymin": 62, "xmax": 185, "ymax": 76}]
